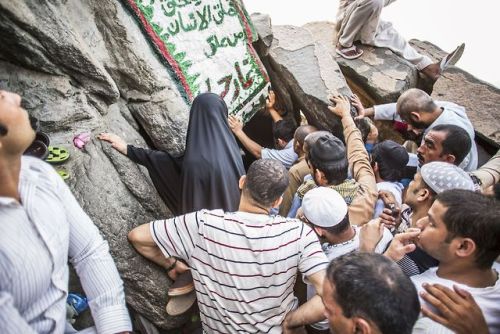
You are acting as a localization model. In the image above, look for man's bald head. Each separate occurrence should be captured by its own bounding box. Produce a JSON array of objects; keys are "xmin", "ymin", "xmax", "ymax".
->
[
  {"xmin": 294, "ymin": 125, "xmax": 318, "ymax": 156},
  {"xmin": 396, "ymin": 88, "xmax": 438, "ymax": 129}
]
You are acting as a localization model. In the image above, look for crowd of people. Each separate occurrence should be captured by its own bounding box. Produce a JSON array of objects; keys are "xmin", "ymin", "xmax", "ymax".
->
[{"xmin": 1, "ymin": 1, "xmax": 500, "ymax": 333}]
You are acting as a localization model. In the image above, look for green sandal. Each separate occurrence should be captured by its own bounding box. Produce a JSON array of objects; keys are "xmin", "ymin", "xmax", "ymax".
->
[
  {"xmin": 46, "ymin": 146, "xmax": 70, "ymax": 164},
  {"xmin": 57, "ymin": 170, "xmax": 70, "ymax": 180}
]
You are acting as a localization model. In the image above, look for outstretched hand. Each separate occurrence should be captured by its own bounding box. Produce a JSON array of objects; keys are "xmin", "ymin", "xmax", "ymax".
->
[
  {"xmin": 359, "ymin": 219, "xmax": 385, "ymax": 252},
  {"xmin": 328, "ymin": 95, "xmax": 351, "ymax": 119},
  {"xmin": 350, "ymin": 94, "xmax": 366, "ymax": 120},
  {"xmin": 97, "ymin": 132, "xmax": 128, "ymax": 155},
  {"xmin": 266, "ymin": 90, "xmax": 276, "ymax": 110},
  {"xmin": 228, "ymin": 115, "xmax": 243, "ymax": 134},
  {"xmin": 420, "ymin": 284, "xmax": 489, "ymax": 334}
]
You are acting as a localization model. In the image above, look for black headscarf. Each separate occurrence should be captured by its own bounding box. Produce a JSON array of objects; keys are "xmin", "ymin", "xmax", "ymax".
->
[{"xmin": 127, "ymin": 93, "xmax": 244, "ymax": 215}]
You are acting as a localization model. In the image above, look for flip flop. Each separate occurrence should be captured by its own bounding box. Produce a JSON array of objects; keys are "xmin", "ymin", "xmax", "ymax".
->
[
  {"xmin": 57, "ymin": 169, "xmax": 70, "ymax": 180},
  {"xmin": 336, "ymin": 45, "xmax": 364, "ymax": 60},
  {"xmin": 440, "ymin": 43, "xmax": 465, "ymax": 71},
  {"xmin": 166, "ymin": 290, "xmax": 197, "ymax": 316},
  {"xmin": 45, "ymin": 146, "xmax": 70, "ymax": 164}
]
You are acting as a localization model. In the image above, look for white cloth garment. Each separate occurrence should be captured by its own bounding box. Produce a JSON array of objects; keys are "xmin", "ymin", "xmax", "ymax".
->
[
  {"xmin": 374, "ymin": 101, "xmax": 478, "ymax": 171},
  {"xmin": 336, "ymin": 0, "xmax": 433, "ymax": 70},
  {"xmin": 411, "ymin": 267, "xmax": 500, "ymax": 334},
  {"xmin": 0, "ymin": 156, "xmax": 132, "ymax": 334}
]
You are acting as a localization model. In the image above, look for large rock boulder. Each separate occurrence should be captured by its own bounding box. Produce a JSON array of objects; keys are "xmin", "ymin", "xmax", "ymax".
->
[
  {"xmin": 410, "ymin": 40, "xmax": 500, "ymax": 151},
  {"xmin": 303, "ymin": 21, "xmax": 418, "ymax": 106},
  {"xmin": 251, "ymin": 14, "xmax": 352, "ymax": 138},
  {"xmin": 0, "ymin": 0, "xmax": 196, "ymax": 329}
]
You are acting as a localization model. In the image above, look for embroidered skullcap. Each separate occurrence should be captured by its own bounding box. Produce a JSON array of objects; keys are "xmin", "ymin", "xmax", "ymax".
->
[
  {"xmin": 302, "ymin": 187, "xmax": 348, "ymax": 227},
  {"xmin": 420, "ymin": 162, "xmax": 475, "ymax": 194}
]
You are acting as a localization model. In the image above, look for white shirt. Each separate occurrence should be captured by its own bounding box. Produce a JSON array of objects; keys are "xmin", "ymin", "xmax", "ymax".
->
[
  {"xmin": 261, "ymin": 140, "xmax": 298, "ymax": 169},
  {"xmin": 150, "ymin": 209, "xmax": 328, "ymax": 333},
  {"xmin": 307, "ymin": 225, "xmax": 393, "ymax": 330},
  {"xmin": 0, "ymin": 156, "xmax": 131, "ymax": 334},
  {"xmin": 374, "ymin": 181, "xmax": 404, "ymax": 218},
  {"xmin": 411, "ymin": 267, "xmax": 500, "ymax": 334},
  {"xmin": 374, "ymin": 101, "xmax": 478, "ymax": 171}
]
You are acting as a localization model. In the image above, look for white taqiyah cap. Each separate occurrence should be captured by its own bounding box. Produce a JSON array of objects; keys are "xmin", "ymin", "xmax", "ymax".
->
[{"xmin": 302, "ymin": 187, "xmax": 348, "ymax": 227}]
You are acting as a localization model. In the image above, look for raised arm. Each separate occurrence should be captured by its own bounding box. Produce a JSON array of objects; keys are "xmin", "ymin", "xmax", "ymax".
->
[{"xmin": 228, "ymin": 115, "xmax": 263, "ymax": 159}]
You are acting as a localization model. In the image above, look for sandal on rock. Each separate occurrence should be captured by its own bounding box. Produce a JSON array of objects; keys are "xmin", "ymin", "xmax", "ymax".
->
[
  {"xmin": 45, "ymin": 146, "xmax": 70, "ymax": 164},
  {"xmin": 57, "ymin": 169, "xmax": 70, "ymax": 180},
  {"xmin": 336, "ymin": 45, "xmax": 364, "ymax": 60},
  {"xmin": 440, "ymin": 43, "xmax": 465, "ymax": 72},
  {"xmin": 24, "ymin": 140, "xmax": 49, "ymax": 160},
  {"xmin": 168, "ymin": 270, "xmax": 195, "ymax": 297},
  {"xmin": 166, "ymin": 290, "xmax": 197, "ymax": 316}
]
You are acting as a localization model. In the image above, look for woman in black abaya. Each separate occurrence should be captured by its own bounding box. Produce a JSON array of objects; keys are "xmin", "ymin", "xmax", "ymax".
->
[{"xmin": 99, "ymin": 93, "xmax": 245, "ymax": 215}]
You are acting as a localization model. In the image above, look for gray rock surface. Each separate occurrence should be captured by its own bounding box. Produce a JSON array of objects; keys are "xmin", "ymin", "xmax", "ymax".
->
[
  {"xmin": 303, "ymin": 21, "xmax": 418, "ymax": 105},
  {"xmin": 411, "ymin": 40, "xmax": 500, "ymax": 149},
  {"xmin": 252, "ymin": 14, "xmax": 352, "ymax": 138},
  {"xmin": 0, "ymin": 0, "xmax": 194, "ymax": 329}
]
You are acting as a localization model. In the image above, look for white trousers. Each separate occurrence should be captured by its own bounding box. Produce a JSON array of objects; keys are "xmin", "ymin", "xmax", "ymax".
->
[{"xmin": 337, "ymin": 0, "xmax": 433, "ymax": 70}]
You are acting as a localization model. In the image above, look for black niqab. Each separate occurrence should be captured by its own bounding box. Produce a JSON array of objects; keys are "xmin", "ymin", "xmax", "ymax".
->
[{"xmin": 127, "ymin": 93, "xmax": 244, "ymax": 215}]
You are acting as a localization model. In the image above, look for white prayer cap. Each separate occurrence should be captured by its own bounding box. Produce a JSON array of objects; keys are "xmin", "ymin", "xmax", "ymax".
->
[
  {"xmin": 302, "ymin": 187, "xmax": 348, "ymax": 227},
  {"xmin": 420, "ymin": 162, "xmax": 475, "ymax": 194}
]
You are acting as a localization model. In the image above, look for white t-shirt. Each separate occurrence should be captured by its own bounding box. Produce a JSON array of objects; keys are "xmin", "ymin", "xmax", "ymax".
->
[
  {"xmin": 374, "ymin": 181, "xmax": 404, "ymax": 218},
  {"xmin": 307, "ymin": 226, "xmax": 393, "ymax": 330},
  {"xmin": 411, "ymin": 266, "xmax": 500, "ymax": 334}
]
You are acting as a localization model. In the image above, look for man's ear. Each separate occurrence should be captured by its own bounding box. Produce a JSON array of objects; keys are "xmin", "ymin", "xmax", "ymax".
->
[
  {"xmin": 277, "ymin": 138, "xmax": 287, "ymax": 149},
  {"xmin": 353, "ymin": 317, "xmax": 372, "ymax": 334},
  {"xmin": 315, "ymin": 169, "xmax": 328, "ymax": 186},
  {"xmin": 372, "ymin": 162, "xmax": 379, "ymax": 174},
  {"xmin": 454, "ymin": 237, "xmax": 477, "ymax": 259},
  {"xmin": 410, "ymin": 111, "xmax": 421, "ymax": 122},
  {"xmin": 238, "ymin": 175, "xmax": 246, "ymax": 190},
  {"xmin": 443, "ymin": 154, "xmax": 457, "ymax": 165},
  {"xmin": 418, "ymin": 188, "xmax": 432, "ymax": 202}
]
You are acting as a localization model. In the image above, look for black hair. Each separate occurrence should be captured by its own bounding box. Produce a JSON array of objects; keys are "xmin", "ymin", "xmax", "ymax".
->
[
  {"xmin": 294, "ymin": 125, "xmax": 317, "ymax": 146},
  {"xmin": 273, "ymin": 119, "xmax": 296, "ymax": 143},
  {"xmin": 437, "ymin": 189, "xmax": 500, "ymax": 269},
  {"xmin": 311, "ymin": 214, "xmax": 350, "ymax": 235},
  {"xmin": 326, "ymin": 253, "xmax": 420, "ymax": 334},
  {"xmin": 243, "ymin": 159, "xmax": 289, "ymax": 207},
  {"xmin": 431, "ymin": 124, "xmax": 472, "ymax": 166},
  {"xmin": 371, "ymin": 141, "xmax": 409, "ymax": 182}
]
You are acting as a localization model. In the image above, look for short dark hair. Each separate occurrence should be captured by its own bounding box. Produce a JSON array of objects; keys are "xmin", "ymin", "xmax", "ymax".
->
[
  {"xmin": 327, "ymin": 253, "xmax": 420, "ymax": 334},
  {"xmin": 243, "ymin": 159, "xmax": 289, "ymax": 207},
  {"xmin": 371, "ymin": 140, "xmax": 409, "ymax": 182},
  {"xmin": 294, "ymin": 125, "xmax": 317, "ymax": 147},
  {"xmin": 397, "ymin": 89, "xmax": 437, "ymax": 129},
  {"xmin": 312, "ymin": 214, "xmax": 350, "ymax": 235},
  {"xmin": 308, "ymin": 135, "xmax": 348, "ymax": 185},
  {"xmin": 431, "ymin": 124, "xmax": 472, "ymax": 166},
  {"xmin": 437, "ymin": 189, "xmax": 500, "ymax": 269},
  {"xmin": 273, "ymin": 119, "xmax": 296, "ymax": 143}
]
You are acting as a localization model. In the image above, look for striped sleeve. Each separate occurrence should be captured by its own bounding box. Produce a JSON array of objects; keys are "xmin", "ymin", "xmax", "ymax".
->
[
  {"xmin": 150, "ymin": 211, "xmax": 202, "ymax": 262},
  {"xmin": 298, "ymin": 223, "xmax": 328, "ymax": 276}
]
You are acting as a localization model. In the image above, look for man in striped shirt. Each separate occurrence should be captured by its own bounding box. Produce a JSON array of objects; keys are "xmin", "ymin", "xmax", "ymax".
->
[{"xmin": 128, "ymin": 159, "xmax": 329, "ymax": 333}]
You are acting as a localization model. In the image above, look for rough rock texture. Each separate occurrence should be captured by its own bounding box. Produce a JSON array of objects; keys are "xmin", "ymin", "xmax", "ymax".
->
[
  {"xmin": 0, "ymin": 0, "xmax": 194, "ymax": 330},
  {"xmin": 252, "ymin": 13, "xmax": 352, "ymax": 138},
  {"xmin": 302, "ymin": 21, "xmax": 419, "ymax": 105},
  {"xmin": 411, "ymin": 40, "xmax": 500, "ymax": 150}
]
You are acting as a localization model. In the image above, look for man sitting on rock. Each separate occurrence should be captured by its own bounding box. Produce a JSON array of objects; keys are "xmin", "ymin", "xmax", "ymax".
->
[
  {"xmin": 409, "ymin": 189, "xmax": 500, "ymax": 333},
  {"xmin": 335, "ymin": 0, "xmax": 464, "ymax": 82},
  {"xmin": 289, "ymin": 95, "xmax": 378, "ymax": 225},
  {"xmin": 229, "ymin": 91, "xmax": 298, "ymax": 169},
  {"xmin": 300, "ymin": 187, "xmax": 393, "ymax": 332},
  {"xmin": 356, "ymin": 88, "xmax": 478, "ymax": 171},
  {"xmin": 128, "ymin": 159, "xmax": 329, "ymax": 333},
  {"xmin": 0, "ymin": 90, "xmax": 132, "ymax": 333}
]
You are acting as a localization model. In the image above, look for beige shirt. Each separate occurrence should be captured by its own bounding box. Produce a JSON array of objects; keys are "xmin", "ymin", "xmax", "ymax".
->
[{"xmin": 279, "ymin": 157, "xmax": 310, "ymax": 216}]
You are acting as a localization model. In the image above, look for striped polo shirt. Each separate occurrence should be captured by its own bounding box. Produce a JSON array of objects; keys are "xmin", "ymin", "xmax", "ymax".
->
[{"xmin": 150, "ymin": 209, "xmax": 328, "ymax": 333}]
